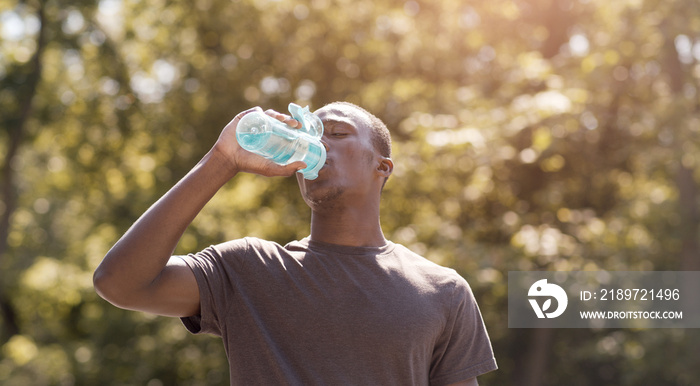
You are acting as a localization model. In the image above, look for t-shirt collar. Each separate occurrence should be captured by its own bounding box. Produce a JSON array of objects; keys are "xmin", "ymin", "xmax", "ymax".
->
[{"xmin": 293, "ymin": 237, "xmax": 395, "ymax": 256}]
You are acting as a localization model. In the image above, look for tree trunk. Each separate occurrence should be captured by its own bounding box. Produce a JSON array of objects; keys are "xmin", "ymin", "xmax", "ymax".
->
[
  {"xmin": 661, "ymin": 24, "xmax": 700, "ymax": 272},
  {"xmin": 662, "ymin": 21, "xmax": 700, "ymax": 372},
  {"xmin": 517, "ymin": 328, "xmax": 553, "ymax": 386},
  {"xmin": 0, "ymin": 2, "xmax": 46, "ymax": 342}
]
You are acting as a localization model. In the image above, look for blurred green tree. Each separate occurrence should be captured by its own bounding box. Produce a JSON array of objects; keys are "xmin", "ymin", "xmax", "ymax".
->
[{"xmin": 1, "ymin": 0, "xmax": 699, "ymax": 384}]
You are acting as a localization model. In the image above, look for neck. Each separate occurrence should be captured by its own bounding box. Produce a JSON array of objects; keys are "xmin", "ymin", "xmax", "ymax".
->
[{"xmin": 308, "ymin": 200, "xmax": 386, "ymax": 247}]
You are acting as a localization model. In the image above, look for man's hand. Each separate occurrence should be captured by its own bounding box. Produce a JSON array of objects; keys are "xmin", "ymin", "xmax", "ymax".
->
[{"xmin": 213, "ymin": 107, "xmax": 307, "ymax": 178}]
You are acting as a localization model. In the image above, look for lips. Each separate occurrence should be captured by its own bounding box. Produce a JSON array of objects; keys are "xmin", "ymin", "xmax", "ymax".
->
[{"xmin": 317, "ymin": 160, "xmax": 331, "ymax": 175}]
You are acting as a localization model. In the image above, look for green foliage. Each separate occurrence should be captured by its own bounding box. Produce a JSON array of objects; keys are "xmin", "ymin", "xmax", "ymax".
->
[{"xmin": 1, "ymin": 0, "xmax": 700, "ymax": 384}]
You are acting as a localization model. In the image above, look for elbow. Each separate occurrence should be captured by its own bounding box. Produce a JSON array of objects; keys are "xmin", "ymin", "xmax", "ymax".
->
[
  {"xmin": 93, "ymin": 263, "xmax": 135, "ymax": 309},
  {"xmin": 93, "ymin": 264, "xmax": 118, "ymax": 304},
  {"xmin": 93, "ymin": 265, "xmax": 110, "ymax": 299}
]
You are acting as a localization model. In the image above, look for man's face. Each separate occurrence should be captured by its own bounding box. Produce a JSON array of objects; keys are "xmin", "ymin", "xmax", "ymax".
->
[{"xmin": 296, "ymin": 104, "xmax": 380, "ymax": 208}]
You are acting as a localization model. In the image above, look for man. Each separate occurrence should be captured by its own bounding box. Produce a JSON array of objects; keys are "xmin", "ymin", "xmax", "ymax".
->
[{"xmin": 93, "ymin": 102, "xmax": 497, "ymax": 385}]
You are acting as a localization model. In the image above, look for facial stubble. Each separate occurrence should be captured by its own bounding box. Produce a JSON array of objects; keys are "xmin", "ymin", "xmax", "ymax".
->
[{"xmin": 303, "ymin": 183, "xmax": 346, "ymax": 210}]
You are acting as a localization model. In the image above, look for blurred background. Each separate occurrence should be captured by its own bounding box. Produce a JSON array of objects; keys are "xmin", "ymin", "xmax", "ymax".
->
[{"xmin": 1, "ymin": 0, "xmax": 699, "ymax": 384}]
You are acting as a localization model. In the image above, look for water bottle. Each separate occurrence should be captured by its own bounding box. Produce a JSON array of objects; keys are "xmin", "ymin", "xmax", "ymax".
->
[{"xmin": 236, "ymin": 103, "xmax": 327, "ymax": 180}]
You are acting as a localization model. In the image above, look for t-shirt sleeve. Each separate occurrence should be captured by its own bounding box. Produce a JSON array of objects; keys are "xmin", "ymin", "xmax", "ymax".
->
[
  {"xmin": 429, "ymin": 275, "xmax": 498, "ymax": 386},
  {"xmin": 177, "ymin": 239, "xmax": 249, "ymax": 336}
]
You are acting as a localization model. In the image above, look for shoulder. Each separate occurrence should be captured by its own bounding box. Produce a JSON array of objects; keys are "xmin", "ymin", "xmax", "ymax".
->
[
  {"xmin": 391, "ymin": 243, "xmax": 468, "ymax": 285},
  {"xmin": 180, "ymin": 237, "xmax": 306, "ymax": 295},
  {"xmin": 387, "ymin": 243, "xmax": 478, "ymax": 311},
  {"xmin": 210, "ymin": 237, "xmax": 290, "ymax": 258},
  {"xmin": 180, "ymin": 237, "xmax": 291, "ymax": 273}
]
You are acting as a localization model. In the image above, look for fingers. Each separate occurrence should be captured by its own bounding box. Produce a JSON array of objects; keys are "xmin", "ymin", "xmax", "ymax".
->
[
  {"xmin": 261, "ymin": 160, "xmax": 307, "ymax": 178},
  {"xmin": 289, "ymin": 161, "xmax": 308, "ymax": 171},
  {"xmin": 224, "ymin": 107, "xmax": 263, "ymax": 131},
  {"xmin": 233, "ymin": 106, "xmax": 263, "ymax": 123},
  {"xmin": 231, "ymin": 107, "xmax": 300, "ymax": 129},
  {"xmin": 264, "ymin": 109, "xmax": 302, "ymax": 129}
]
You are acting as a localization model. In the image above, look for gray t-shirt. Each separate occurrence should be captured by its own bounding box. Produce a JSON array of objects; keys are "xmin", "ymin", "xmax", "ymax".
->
[{"xmin": 179, "ymin": 237, "xmax": 497, "ymax": 385}]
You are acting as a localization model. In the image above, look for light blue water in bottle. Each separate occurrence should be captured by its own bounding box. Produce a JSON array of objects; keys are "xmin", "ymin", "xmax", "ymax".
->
[{"xmin": 236, "ymin": 103, "xmax": 326, "ymax": 180}]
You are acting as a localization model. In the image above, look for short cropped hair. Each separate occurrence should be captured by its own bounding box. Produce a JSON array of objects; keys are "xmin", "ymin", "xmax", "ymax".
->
[{"xmin": 325, "ymin": 102, "xmax": 392, "ymax": 158}]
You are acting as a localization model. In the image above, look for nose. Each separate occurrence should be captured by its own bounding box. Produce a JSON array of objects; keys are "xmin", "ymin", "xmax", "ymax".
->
[{"xmin": 320, "ymin": 138, "xmax": 329, "ymax": 152}]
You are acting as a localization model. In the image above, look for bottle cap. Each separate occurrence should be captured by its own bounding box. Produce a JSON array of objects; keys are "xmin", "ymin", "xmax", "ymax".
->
[
  {"xmin": 288, "ymin": 103, "xmax": 324, "ymax": 138},
  {"xmin": 288, "ymin": 103, "xmax": 326, "ymax": 180}
]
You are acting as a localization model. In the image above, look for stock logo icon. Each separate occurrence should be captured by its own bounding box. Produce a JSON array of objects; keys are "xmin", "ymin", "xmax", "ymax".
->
[{"xmin": 528, "ymin": 279, "xmax": 568, "ymax": 319}]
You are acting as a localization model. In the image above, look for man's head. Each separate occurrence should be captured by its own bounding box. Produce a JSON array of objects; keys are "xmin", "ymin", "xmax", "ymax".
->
[
  {"xmin": 296, "ymin": 102, "xmax": 393, "ymax": 210},
  {"xmin": 327, "ymin": 102, "xmax": 392, "ymax": 160}
]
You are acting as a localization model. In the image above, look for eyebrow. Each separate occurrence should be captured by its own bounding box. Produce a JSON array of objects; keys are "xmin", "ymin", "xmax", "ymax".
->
[{"xmin": 322, "ymin": 119, "xmax": 358, "ymax": 131}]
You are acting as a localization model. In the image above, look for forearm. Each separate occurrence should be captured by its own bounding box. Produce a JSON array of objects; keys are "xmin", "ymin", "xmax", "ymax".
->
[
  {"xmin": 94, "ymin": 107, "xmax": 305, "ymax": 312},
  {"xmin": 93, "ymin": 148, "xmax": 236, "ymax": 304}
]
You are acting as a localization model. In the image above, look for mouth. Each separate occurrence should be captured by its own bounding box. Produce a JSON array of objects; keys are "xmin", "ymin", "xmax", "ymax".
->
[{"xmin": 315, "ymin": 160, "xmax": 330, "ymax": 176}]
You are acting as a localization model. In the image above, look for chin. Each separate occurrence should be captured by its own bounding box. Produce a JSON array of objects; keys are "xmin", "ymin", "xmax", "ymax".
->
[{"xmin": 303, "ymin": 185, "xmax": 345, "ymax": 209}]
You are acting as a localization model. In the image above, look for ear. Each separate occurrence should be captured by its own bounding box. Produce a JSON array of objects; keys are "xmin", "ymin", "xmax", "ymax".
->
[{"xmin": 376, "ymin": 157, "xmax": 393, "ymax": 178}]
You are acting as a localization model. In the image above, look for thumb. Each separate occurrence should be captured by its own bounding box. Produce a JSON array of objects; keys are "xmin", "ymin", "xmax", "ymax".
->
[
  {"xmin": 289, "ymin": 161, "xmax": 308, "ymax": 172},
  {"xmin": 266, "ymin": 160, "xmax": 307, "ymax": 177}
]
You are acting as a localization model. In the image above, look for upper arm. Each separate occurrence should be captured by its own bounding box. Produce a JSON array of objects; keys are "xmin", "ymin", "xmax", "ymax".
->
[
  {"xmin": 430, "ymin": 277, "xmax": 497, "ymax": 383},
  {"xmin": 96, "ymin": 256, "xmax": 201, "ymax": 318},
  {"xmin": 140, "ymin": 257, "xmax": 201, "ymax": 317}
]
